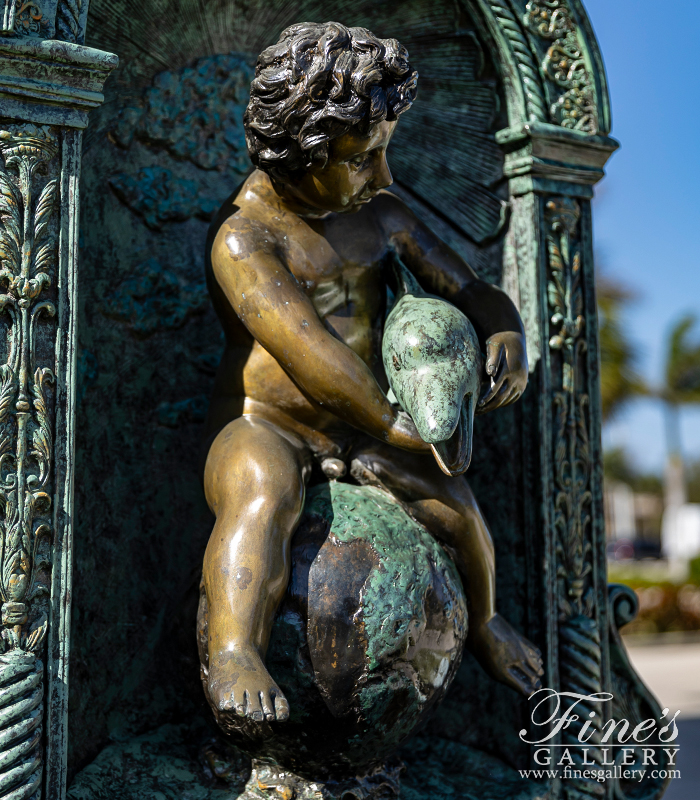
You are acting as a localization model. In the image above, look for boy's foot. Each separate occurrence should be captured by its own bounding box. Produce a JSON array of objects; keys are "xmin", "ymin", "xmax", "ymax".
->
[
  {"xmin": 469, "ymin": 613, "xmax": 544, "ymax": 696},
  {"xmin": 207, "ymin": 644, "xmax": 290, "ymax": 722}
]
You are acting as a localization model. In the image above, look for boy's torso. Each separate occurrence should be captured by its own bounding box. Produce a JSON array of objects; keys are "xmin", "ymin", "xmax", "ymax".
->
[{"xmin": 205, "ymin": 173, "xmax": 396, "ymax": 443}]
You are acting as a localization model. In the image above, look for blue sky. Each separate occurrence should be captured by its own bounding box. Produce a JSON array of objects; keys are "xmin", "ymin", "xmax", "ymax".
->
[{"xmin": 583, "ymin": 0, "xmax": 700, "ymax": 474}]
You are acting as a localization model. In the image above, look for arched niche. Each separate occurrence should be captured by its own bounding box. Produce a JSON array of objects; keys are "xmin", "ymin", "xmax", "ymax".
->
[{"xmin": 49, "ymin": 1, "xmax": 668, "ymax": 799}]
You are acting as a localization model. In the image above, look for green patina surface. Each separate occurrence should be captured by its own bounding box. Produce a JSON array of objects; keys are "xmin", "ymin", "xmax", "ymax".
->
[
  {"xmin": 304, "ymin": 482, "xmax": 465, "ymax": 673},
  {"xmin": 0, "ymin": 0, "xmax": 630, "ymax": 798},
  {"xmin": 67, "ymin": 0, "xmax": 539, "ymax": 787},
  {"xmin": 383, "ymin": 262, "xmax": 481, "ymax": 447},
  {"xmin": 203, "ymin": 480, "xmax": 467, "ymax": 781},
  {"xmin": 67, "ymin": 721, "xmax": 239, "ymax": 800},
  {"xmin": 67, "ymin": 721, "xmax": 551, "ymax": 800}
]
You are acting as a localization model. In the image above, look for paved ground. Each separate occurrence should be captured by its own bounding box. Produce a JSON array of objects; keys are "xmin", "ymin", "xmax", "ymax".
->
[{"xmin": 626, "ymin": 641, "xmax": 700, "ymax": 800}]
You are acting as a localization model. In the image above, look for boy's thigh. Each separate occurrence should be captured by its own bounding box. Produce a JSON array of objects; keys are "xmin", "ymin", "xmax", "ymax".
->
[
  {"xmin": 352, "ymin": 439, "xmax": 477, "ymax": 512},
  {"xmin": 204, "ymin": 415, "xmax": 312, "ymax": 512}
]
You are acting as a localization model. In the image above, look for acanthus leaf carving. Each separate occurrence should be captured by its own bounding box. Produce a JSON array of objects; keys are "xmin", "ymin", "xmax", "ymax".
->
[
  {"xmin": 0, "ymin": 123, "xmax": 58, "ymax": 800},
  {"xmin": 545, "ymin": 197, "xmax": 592, "ymax": 617},
  {"xmin": 545, "ymin": 197, "xmax": 604, "ymax": 800},
  {"xmin": 524, "ymin": 1, "xmax": 599, "ymax": 134},
  {"xmin": 0, "ymin": 0, "xmax": 61, "ymax": 39}
]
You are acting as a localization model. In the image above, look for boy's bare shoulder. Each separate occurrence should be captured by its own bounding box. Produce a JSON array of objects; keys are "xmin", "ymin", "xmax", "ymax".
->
[{"xmin": 211, "ymin": 183, "xmax": 284, "ymax": 270}]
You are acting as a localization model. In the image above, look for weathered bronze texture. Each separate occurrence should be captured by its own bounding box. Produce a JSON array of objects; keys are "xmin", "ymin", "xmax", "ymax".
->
[
  {"xmin": 0, "ymin": 7, "xmax": 117, "ymax": 794},
  {"xmin": 0, "ymin": 123, "xmax": 58, "ymax": 800},
  {"xmin": 198, "ymin": 21, "xmax": 542, "ymax": 789},
  {"xmin": 382, "ymin": 257, "xmax": 483, "ymax": 476},
  {"xmin": 198, "ymin": 480, "xmax": 469, "ymax": 791},
  {"xmin": 50, "ymin": 1, "xmax": 669, "ymax": 798}
]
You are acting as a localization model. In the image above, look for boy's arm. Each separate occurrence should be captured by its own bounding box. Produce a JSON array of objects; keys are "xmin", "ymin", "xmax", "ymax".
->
[
  {"xmin": 212, "ymin": 223, "xmax": 428, "ymax": 452},
  {"xmin": 375, "ymin": 191, "xmax": 528, "ymax": 413}
]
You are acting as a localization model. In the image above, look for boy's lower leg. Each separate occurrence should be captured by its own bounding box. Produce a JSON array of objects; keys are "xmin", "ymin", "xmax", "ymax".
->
[
  {"xmin": 202, "ymin": 416, "xmax": 309, "ymax": 722},
  {"xmin": 352, "ymin": 443, "xmax": 543, "ymax": 696},
  {"xmin": 409, "ymin": 495, "xmax": 543, "ymax": 695}
]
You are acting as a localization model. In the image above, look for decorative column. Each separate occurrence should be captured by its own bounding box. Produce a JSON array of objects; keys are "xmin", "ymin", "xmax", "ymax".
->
[
  {"xmin": 497, "ymin": 119, "xmax": 617, "ymax": 800},
  {"xmin": 475, "ymin": 1, "xmax": 672, "ymax": 798},
  {"xmin": 0, "ymin": 7, "xmax": 116, "ymax": 799}
]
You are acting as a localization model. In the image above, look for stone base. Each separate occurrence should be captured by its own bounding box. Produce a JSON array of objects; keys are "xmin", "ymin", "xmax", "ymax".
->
[{"xmin": 67, "ymin": 719, "xmax": 552, "ymax": 800}]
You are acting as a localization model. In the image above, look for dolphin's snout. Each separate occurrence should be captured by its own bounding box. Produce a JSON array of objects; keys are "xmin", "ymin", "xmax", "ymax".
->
[
  {"xmin": 382, "ymin": 258, "xmax": 483, "ymax": 476},
  {"xmin": 407, "ymin": 374, "xmax": 464, "ymax": 444},
  {"xmin": 431, "ymin": 393, "xmax": 475, "ymax": 477}
]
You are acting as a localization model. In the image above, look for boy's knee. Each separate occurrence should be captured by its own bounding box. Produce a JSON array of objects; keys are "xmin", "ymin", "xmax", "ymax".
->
[
  {"xmin": 205, "ymin": 417, "xmax": 308, "ymax": 512},
  {"xmin": 214, "ymin": 465, "xmax": 305, "ymax": 525}
]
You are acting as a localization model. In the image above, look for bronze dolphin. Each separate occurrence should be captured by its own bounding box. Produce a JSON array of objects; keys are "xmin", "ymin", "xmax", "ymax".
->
[{"xmin": 382, "ymin": 258, "xmax": 483, "ymax": 476}]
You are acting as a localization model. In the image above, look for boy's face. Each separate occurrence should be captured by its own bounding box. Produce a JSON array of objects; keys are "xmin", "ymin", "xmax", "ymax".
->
[{"xmin": 279, "ymin": 120, "xmax": 397, "ymax": 216}]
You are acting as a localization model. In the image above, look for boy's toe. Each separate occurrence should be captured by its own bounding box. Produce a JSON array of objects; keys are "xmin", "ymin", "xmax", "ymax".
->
[
  {"xmin": 214, "ymin": 688, "xmax": 234, "ymax": 713},
  {"xmin": 245, "ymin": 689, "xmax": 264, "ymax": 721},
  {"xmin": 261, "ymin": 690, "xmax": 276, "ymax": 721},
  {"xmin": 233, "ymin": 689, "xmax": 246, "ymax": 717},
  {"xmin": 274, "ymin": 691, "xmax": 290, "ymax": 721}
]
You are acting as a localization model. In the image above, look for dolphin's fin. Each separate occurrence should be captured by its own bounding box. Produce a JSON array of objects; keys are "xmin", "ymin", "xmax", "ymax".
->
[{"xmin": 390, "ymin": 251, "xmax": 426, "ymax": 300}]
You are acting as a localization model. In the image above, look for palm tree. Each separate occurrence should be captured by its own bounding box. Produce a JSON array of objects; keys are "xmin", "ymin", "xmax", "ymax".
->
[
  {"xmin": 659, "ymin": 315, "xmax": 700, "ymax": 507},
  {"xmin": 597, "ymin": 273, "xmax": 700, "ymax": 514},
  {"xmin": 597, "ymin": 276, "xmax": 645, "ymax": 422}
]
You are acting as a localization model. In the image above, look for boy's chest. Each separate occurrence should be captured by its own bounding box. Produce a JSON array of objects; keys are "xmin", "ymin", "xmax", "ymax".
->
[{"xmin": 279, "ymin": 208, "xmax": 388, "ymax": 299}]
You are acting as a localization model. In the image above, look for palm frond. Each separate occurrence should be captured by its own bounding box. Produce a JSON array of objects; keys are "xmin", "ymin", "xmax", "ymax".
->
[{"xmin": 665, "ymin": 315, "xmax": 700, "ymax": 403}]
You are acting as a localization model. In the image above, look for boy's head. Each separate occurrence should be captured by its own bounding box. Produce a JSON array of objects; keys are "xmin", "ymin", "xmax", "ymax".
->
[{"xmin": 244, "ymin": 22, "xmax": 418, "ymax": 214}]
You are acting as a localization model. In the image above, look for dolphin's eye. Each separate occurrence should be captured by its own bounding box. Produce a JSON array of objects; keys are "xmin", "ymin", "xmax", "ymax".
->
[{"xmin": 392, "ymin": 354, "xmax": 401, "ymax": 371}]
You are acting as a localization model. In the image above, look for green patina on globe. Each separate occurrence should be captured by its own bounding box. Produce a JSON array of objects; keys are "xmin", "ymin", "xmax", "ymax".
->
[{"xmin": 202, "ymin": 480, "xmax": 468, "ymax": 782}]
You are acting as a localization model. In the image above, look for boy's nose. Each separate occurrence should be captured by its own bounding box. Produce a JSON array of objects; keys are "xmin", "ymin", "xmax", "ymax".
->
[{"xmin": 372, "ymin": 154, "xmax": 393, "ymax": 190}]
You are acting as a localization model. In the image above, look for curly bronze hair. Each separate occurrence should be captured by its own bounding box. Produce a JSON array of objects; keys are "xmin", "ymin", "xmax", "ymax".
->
[{"xmin": 244, "ymin": 22, "xmax": 418, "ymax": 179}]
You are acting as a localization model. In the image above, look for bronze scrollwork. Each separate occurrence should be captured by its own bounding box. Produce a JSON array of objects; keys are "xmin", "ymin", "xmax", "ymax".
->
[
  {"xmin": 524, "ymin": 1, "xmax": 599, "ymax": 133},
  {"xmin": 545, "ymin": 196, "xmax": 604, "ymax": 799},
  {"xmin": 0, "ymin": 123, "xmax": 58, "ymax": 800}
]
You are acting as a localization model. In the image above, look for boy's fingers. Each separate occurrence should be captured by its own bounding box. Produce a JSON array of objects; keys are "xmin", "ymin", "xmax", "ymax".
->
[
  {"xmin": 479, "ymin": 377, "xmax": 510, "ymax": 411},
  {"xmin": 485, "ymin": 339, "xmax": 504, "ymax": 378},
  {"xmin": 480, "ymin": 366, "xmax": 505, "ymax": 403},
  {"xmin": 501, "ymin": 386, "xmax": 520, "ymax": 407},
  {"xmin": 479, "ymin": 381, "xmax": 498, "ymax": 407}
]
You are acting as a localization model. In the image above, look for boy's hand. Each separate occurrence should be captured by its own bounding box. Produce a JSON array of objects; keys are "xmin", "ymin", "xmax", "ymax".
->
[{"xmin": 478, "ymin": 331, "xmax": 528, "ymax": 414}]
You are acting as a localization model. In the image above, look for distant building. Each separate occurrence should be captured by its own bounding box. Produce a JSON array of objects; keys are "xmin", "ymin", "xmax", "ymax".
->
[
  {"xmin": 634, "ymin": 492, "xmax": 664, "ymax": 540},
  {"xmin": 605, "ymin": 481, "xmax": 635, "ymax": 541},
  {"xmin": 662, "ymin": 504, "xmax": 700, "ymax": 562},
  {"xmin": 605, "ymin": 481, "xmax": 663, "ymax": 542}
]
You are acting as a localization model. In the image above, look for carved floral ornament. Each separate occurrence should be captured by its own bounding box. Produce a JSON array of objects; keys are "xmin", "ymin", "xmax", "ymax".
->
[
  {"xmin": 524, "ymin": 1, "xmax": 599, "ymax": 134},
  {"xmin": 0, "ymin": 124, "xmax": 58, "ymax": 800},
  {"xmin": 544, "ymin": 197, "xmax": 606, "ymax": 799},
  {"xmin": 1, "ymin": 0, "xmax": 43, "ymax": 36},
  {"xmin": 544, "ymin": 197, "xmax": 592, "ymax": 619},
  {"xmin": 0, "ymin": 0, "xmax": 66, "ymax": 39}
]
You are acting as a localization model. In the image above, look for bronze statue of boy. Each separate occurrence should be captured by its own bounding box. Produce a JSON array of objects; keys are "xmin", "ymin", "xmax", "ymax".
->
[{"xmin": 201, "ymin": 21, "xmax": 543, "ymax": 726}]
